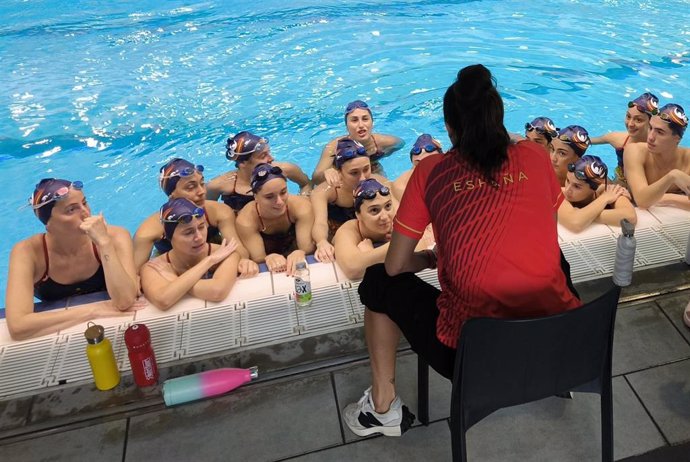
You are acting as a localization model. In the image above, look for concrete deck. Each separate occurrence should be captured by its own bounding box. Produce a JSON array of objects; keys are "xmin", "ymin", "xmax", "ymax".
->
[{"xmin": 1, "ymin": 262, "xmax": 690, "ymax": 461}]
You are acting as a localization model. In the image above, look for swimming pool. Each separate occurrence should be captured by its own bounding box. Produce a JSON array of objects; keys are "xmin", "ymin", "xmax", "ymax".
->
[{"xmin": 2, "ymin": 0, "xmax": 689, "ymax": 303}]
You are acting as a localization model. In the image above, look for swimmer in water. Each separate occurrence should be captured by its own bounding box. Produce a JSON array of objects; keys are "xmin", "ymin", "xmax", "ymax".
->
[
  {"xmin": 235, "ymin": 163, "xmax": 315, "ymax": 275},
  {"xmin": 6, "ymin": 179, "xmax": 138, "ymax": 340},
  {"xmin": 590, "ymin": 92, "xmax": 659, "ymax": 182},
  {"xmin": 391, "ymin": 134, "xmax": 443, "ymax": 201},
  {"xmin": 524, "ymin": 117, "xmax": 558, "ymax": 151},
  {"xmin": 312, "ymin": 100, "xmax": 404, "ymax": 186},
  {"xmin": 551, "ymin": 125, "xmax": 591, "ymax": 187},
  {"xmin": 558, "ymin": 155, "xmax": 637, "ymax": 232},
  {"xmin": 140, "ymin": 198, "xmax": 241, "ymax": 310}
]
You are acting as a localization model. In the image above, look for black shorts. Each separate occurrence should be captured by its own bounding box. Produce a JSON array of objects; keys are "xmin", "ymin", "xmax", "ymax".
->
[{"xmin": 358, "ymin": 263, "xmax": 456, "ymax": 380}]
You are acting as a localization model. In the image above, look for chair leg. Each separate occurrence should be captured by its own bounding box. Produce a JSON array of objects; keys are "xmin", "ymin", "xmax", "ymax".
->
[
  {"xmin": 601, "ymin": 380, "xmax": 614, "ymax": 462},
  {"xmin": 417, "ymin": 355, "xmax": 429, "ymax": 425}
]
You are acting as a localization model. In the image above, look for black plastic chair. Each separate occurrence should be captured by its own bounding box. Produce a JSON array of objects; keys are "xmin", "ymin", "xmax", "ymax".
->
[{"xmin": 417, "ymin": 284, "xmax": 621, "ymax": 462}]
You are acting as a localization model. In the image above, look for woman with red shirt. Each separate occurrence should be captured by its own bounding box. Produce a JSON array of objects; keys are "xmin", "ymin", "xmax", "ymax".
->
[{"xmin": 343, "ymin": 64, "xmax": 582, "ymax": 438}]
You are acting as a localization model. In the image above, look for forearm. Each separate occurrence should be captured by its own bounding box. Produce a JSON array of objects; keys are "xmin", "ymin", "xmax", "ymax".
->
[
  {"xmin": 559, "ymin": 199, "xmax": 610, "ymax": 233},
  {"xmin": 656, "ymin": 193, "xmax": 690, "ymax": 210},
  {"xmin": 98, "ymin": 241, "xmax": 137, "ymax": 309},
  {"xmin": 633, "ymin": 173, "xmax": 677, "ymax": 208},
  {"xmin": 7, "ymin": 303, "xmax": 96, "ymax": 340},
  {"xmin": 148, "ymin": 259, "xmax": 215, "ymax": 310},
  {"xmin": 312, "ymin": 222, "xmax": 329, "ymax": 246},
  {"xmin": 339, "ymin": 244, "xmax": 389, "ymax": 280},
  {"xmin": 386, "ymin": 250, "xmax": 432, "ymax": 276},
  {"xmin": 189, "ymin": 254, "xmax": 239, "ymax": 302}
]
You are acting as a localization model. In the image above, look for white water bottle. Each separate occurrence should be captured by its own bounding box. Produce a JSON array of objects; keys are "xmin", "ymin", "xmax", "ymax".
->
[
  {"xmin": 294, "ymin": 261, "xmax": 312, "ymax": 308},
  {"xmin": 613, "ymin": 219, "xmax": 636, "ymax": 287}
]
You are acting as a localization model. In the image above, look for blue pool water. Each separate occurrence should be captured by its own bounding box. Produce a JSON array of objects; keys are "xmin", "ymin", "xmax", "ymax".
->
[{"xmin": 1, "ymin": 0, "xmax": 690, "ymax": 304}]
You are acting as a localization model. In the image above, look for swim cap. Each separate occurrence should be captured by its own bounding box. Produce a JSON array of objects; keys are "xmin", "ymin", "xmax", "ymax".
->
[
  {"xmin": 657, "ymin": 103, "xmax": 688, "ymax": 138},
  {"xmin": 250, "ymin": 163, "xmax": 287, "ymax": 193},
  {"xmin": 159, "ymin": 198, "xmax": 205, "ymax": 239},
  {"xmin": 344, "ymin": 100, "xmax": 372, "ymax": 122},
  {"xmin": 30, "ymin": 178, "xmax": 84, "ymax": 225},
  {"xmin": 556, "ymin": 125, "xmax": 591, "ymax": 157},
  {"xmin": 354, "ymin": 178, "xmax": 390, "ymax": 212},
  {"xmin": 627, "ymin": 92, "xmax": 659, "ymax": 117},
  {"xmin": 159, "ymin": 158, "xmax": 204, "ymax": 197},
  {"xmin": 567, "ymin": 155, "xmax": 608, "ymax": 191},
  {"xmin": 524, "ymin": 117, "xmax": 558, "ymax": 138},
  {"xmin": 410, "ymin": 134, "xmax": 443, "ymax": 159},
  {"xmin": 225, "ymin": 131, "xmax": 269, "ymax": 163},
  {"xmin": 334, "ymin": 138, "xmax": 368, "ymax": 169}
]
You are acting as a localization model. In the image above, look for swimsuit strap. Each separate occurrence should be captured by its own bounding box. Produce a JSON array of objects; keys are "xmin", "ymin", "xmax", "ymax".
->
[
  {"xmin": 357, "ymin": 220, "xmax": 364, "ymax": 242},
  {"xmin": 286, "ymin": 202, "xmax": 292, "ymax": 223},
  {"xmin": 40, "ymin": 233, "xmax": 50, "ymax": 282},
  {"xmin": 40, "ymin": 233, "xmax": 101, "ymax": 281},
  {"xmin": 371, "ymin": 135, "xmax": 380, "ymax": 154},
  {"xmin": 207, "ymin": 242, "xmax": 212, "ymax": 256},
  {"xmin": 621, "ymin": 135, "xmax": 630, "ymax": 148},
  {"xmin": 256, "ymin": 201, "xmax": 267, "ymax": 232}
]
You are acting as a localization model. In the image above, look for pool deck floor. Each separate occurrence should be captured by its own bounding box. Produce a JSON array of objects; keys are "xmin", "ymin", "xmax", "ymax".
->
[{"xmin": 2, "ymin": 263, "xmax": 690, "ymax": 461}]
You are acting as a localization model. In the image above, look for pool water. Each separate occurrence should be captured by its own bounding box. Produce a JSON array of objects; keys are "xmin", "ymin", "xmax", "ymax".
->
[{"xmin": 1, "ymin": 0, "xmax": 689, "ymax": 303}]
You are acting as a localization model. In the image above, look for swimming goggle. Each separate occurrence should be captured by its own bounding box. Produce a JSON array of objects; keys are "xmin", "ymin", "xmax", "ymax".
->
[
  {"xmin": 226, "ymin": 137, "xmax": 269, "ymax": 160},
  {"xmin": 335, "ymin": 144, "xmax": 367, "ymax": 166},
  {"xmin": 30, "ymin": 180, "xmax": 84, "ymax": 210},
  {"xmin": 567, "ymin": 161, "xmax": 607, "ymax": 190},
  {"xmin": 250, "ymin": 164, "xmax": 285, "ymax": 191},
  {"xmin": 525, "ymin": 122, "xmax": 558, "ymax": 137},
  {"xmin": 160, "ymin": 207, "xmax": 205, "ymax": 224},
  {"xmin": 410, "ymin": 144, "xmax": 441, "ymax": 156},
  {"xmin": 345, "ymin": 100, "xmax": 369, "ymax": 114},
  {"xmin": 159, "ymin": 164, "xmax": 204, "ymax": 180},
  {"xmin": 628, "ymin": 101, "xmax": 658, "ymax": 115},
  {"xmin": 354, "ymin": 179, "xmax": 391, "ymax": 210}
]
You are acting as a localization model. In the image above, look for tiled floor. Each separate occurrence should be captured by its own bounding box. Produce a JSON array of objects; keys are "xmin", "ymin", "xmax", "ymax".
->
[{"xmin": 2, "ymin": 278, "xmax": 690, "ymax": 461}]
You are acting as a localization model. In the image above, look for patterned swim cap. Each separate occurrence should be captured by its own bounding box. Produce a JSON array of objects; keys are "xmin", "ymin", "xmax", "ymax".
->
[
  {"xmin": 30, "ymin": 178, "xmax": 84, "ymax": 225},
  {"xmin": 557, "ymin": 125, "xmax": 591, "ymax": 157},
  {"xmin": 159, "ymin": 158, "xmax": 204, "ymax": 196},
  {"xmin": 627, "ymin": 92, "xmax": 659, "ymax": 117},
  {"xmin": 353, "ymin": 178, "xmax": 390, "ymax": 212},
  {"xmin": 334, "ymin": 138, "xmax": 368, "ymax": 169},
  {"xmin": 409, "ymin": 134, "xmax": 443, "ymax": 159},
  {"xmin": 225, "ymin": 131, "xmax": 269, "ymax": 163},
  {"xmin": 525, "ymin": 117, "xmax": 558, "ymax": 138},
  {"xmin": 657, "ymin": 103, "xmax": 688, "ymax": 138},
  {"xmin": 250, "ymin": 163, "xmax": 287, "ymax": 193},
  {"xmin": 159, "ymin": 198, "xmax": 205, "ymax": 239},
  {"xmin": 567, "ymin": 155, "xmax": 608, "ymax": 191}
]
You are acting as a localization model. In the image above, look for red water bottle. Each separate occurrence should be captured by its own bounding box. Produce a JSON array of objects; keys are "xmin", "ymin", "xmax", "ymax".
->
[{"xmin": 124, "ymin": 323, "xmax": 159, "ymax": 387}]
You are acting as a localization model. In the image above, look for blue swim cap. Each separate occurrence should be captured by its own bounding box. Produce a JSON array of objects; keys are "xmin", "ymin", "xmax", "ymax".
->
[
  {"xmin": 556, "ymin": 125, "xmax": 591, "ymax": 157},
  {"xmin": 250, "ymin": 163, "xmax": 286, "ymax": 193},
  {"xmin": 334, "ymin": 138, "xmax": 368, "ymax": 169},
  {"xmin": 159, "ymin": 158, "xmax": 204, "ymax": 197},
  {"xmin": 159, "ymin": 198, "xmax": 205, "ymax": 239},
  {"xmin": 30, "ymin": 178, "xmax": 84, "ymax": 225}
]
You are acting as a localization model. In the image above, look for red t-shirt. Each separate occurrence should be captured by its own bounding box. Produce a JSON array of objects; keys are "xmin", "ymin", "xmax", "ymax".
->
[{"xmin": 394, "ymin": 141, "xmax": 581, "ymax": 348}]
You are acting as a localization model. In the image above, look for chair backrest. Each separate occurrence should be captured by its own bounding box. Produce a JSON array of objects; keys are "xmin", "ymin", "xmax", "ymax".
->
[{"xmin": 451, "ymin": 284, "xmax": 621, "ymax": 431}]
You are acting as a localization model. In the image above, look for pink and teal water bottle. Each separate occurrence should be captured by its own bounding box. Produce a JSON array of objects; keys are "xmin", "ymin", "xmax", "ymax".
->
[{"xmin": 162, "ymin": 366, "xmax": 259, "ymax": 406}]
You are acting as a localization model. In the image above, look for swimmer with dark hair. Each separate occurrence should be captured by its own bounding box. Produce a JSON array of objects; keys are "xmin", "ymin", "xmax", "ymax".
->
[
  {"xmin": 140, "ymin": 198, "xmax": 240, "ymax": 310},
  {"xmin": 6, "ymin": 179, "xmax": 139, "ymax": 340},
  {"xmin": 590, "ymin": 92, "xmax": 659, "ymax": 182},
  {"xmin": 524, "ymin": 117, "xmax": 558, "ymax": 151},
  {"xmin": 133, "ymin": 157, "xmax": 257, "ymax": 277},
  {"xmin": 312, "ymin": 100, "xmax": 403, "ymax": 186},
  {"xmin": 334, "ymin": 179, "xmax": 434, "ymax": 280},
  {"xmin": 551, "ymin": 125, "xmax": 592, "ymax": 187},
  {"xmin": 310, "ymin": 139, "xmax": 392, "ymax": 262},
  {"xmin": 557, "ymin": 155, "xmax": 637, "ymax": 232},
  {"xmin": 391, "ymin": 134, "xmax": 443, "ymax": 200},
  {"xmin": 624, "ymin": 103, "xmax": 690, "ymax": 209},
  {"xmin": 235, "ymin": 163, "xmax": 315, "ymax": 275},
  {"xmin": 206, "ymin": 131, "xmax": 311, "ymax": 212}
]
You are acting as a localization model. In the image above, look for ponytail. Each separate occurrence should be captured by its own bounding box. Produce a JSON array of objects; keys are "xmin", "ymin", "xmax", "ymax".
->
[{"xmin": 443, "ymin": 64, "xmax": 510, "ymax": 179}]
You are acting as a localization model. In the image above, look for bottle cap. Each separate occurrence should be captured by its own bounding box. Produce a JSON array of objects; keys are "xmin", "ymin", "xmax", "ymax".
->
[
  {"xmin": 84, "ymin": 322, "xmax": 105, "ymax": 345},
  {"xmin": 295, "ymin": 261, "xmax": 307, "ymax": 270},
  {"xmin": 124, "ymin": 323, "xmax": 151, "ymax": 349},
  {"xmin": 249, "ymin": 366, "xmax": 259, "ymax": 380}
]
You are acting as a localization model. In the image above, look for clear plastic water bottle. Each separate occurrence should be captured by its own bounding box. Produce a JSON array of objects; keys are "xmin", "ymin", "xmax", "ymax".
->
[
  {"xmin": 613, "ymin": 219, "xmax": 636, "ymax": 287},
  {"xmin": 294, "ymin": 261, "xmax": 312, "ymax": 308}
]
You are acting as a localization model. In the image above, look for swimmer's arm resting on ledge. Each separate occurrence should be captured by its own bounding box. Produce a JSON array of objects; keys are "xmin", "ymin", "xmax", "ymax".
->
[
  {"xmin": 5, "ymin": 242, "xmax": 132, "ymax": 340},
  {"xmin": 623, "ymin": 143, "xmax": 690, "ymax": 208}
]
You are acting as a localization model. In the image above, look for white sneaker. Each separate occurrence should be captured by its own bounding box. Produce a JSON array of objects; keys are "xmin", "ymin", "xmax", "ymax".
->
[{"xmin": 343, "ymin": 387, "xmax": 415, "ymax": 437}]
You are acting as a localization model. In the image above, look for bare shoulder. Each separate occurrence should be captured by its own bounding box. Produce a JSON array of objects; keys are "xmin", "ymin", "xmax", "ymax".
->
[
  {"xmin": 288, "ymin": 194, "xmax": 312, "ymax": 214},
  {"xmin": 333, "ymin": 219, "xmax": 358, "ymax": 245},
  {"xmin": 107, "ymin": 224, "xmax": 132, "ymax": 239},
  {"xmin": 624, "ymin": 141, "xmax": 647, "ymax": 161},
  {"xmin": 134, "ymin": 212, "xmax": 163, "ymax": 239},
  {"xmin": 235, "ymin": 202, "xmax": 258, "ymax": 228},
  {"xmin": 11, "ymin": 234, "xmax": 42, "ymax": 259}
]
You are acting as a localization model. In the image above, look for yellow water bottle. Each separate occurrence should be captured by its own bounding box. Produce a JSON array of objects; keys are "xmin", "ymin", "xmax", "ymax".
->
[{"xmin": 84, "ymin": 322, "xmax": 120, "ymax": 390}]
